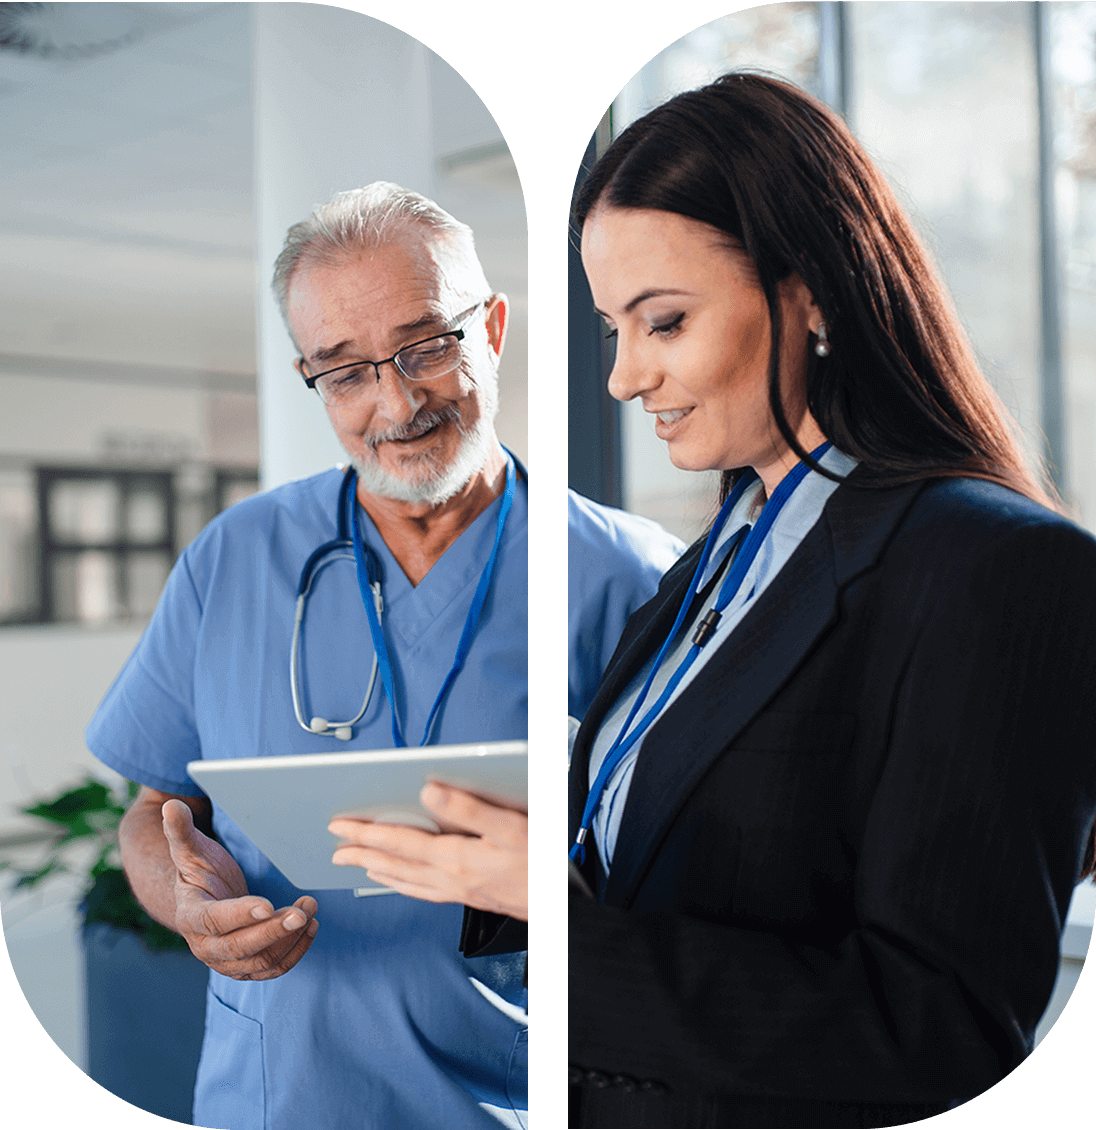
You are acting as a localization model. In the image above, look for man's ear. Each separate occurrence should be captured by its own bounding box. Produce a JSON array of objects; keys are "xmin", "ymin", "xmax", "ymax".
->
[{"xmin": 484, "ymin": 293, "xmax": 508, "ymax": 364}]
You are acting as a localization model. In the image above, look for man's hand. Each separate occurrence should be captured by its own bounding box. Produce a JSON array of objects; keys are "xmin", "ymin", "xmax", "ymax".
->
[
  {"xmin": 329, "ymin": 783, "xmax": 528, "ymax": 920},
  {"xmin": 162, "ymin": 799, "xmax": 319, "ymax": 980}
]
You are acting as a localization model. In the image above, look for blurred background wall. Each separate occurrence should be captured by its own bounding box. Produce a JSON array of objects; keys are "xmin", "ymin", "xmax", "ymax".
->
[{"xmin": 0, "ymin": 0, "xmax": 525, "ymax": 1083}]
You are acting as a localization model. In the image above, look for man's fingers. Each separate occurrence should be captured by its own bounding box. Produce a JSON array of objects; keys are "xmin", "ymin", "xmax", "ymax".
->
[
  {"xmin": 161, "ymin": 797, "xmax": 200, "ymax": 859},
  {"xmin": 162, "ymin": 802, "xmax": 321, "ymax": 981},
  {"xmin": 162, "ymin": 798, "xmax": 217, "ymax": 875},
  {"xmin": 181, "ymin": 897, "xmax": 315, "ymax": 965},
  {"xmin": 163, "ymin": 799, "xmax": 223, "ymax": 892},
  {"xmin": 241, "ymin": 916, "xmax": 320, "ymax": 981},
  {"xmin": 211, "ymin": 908, "xmax": 318, "ymax": 980},
  {"xmin": 178, "ymin": 890, "xmax": 306, "ymax": 947},
  {"xmin": 163, "ymin": 798, "xmax": 249, "ymax": 901}
]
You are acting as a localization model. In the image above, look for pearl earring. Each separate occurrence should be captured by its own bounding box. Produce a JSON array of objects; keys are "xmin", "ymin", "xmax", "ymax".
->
[{"xmin": 814, "ymin": 322, "xmax": 831, "ymax": 358}]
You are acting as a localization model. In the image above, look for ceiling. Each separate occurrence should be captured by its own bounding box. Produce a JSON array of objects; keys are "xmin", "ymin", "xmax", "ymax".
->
[
  {"xmin": 0, "ymin": 3, "xmax": 257, "ymax": 388},
  {"xmin": 0, "ymin": 2, "xmax": 529, "ymax": 399}
]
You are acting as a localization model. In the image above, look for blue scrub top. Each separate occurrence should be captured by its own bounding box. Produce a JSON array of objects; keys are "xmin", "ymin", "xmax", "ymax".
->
[
  {"xmin": 567, "ymin": 491, "xmax": 685, "ymax": 719},
  {"xmin": 88, "ymin": 467, "xmax": 528, "ymax": 1130}
]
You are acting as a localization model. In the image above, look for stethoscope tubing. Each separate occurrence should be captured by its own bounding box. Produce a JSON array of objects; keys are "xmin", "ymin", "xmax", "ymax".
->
[
  {"xmin": 290, "ymin": 468, "xmax": 383, "ymax": 741},
  {"xmin": 290, "ymin": 552, "xmax": 381, "ymax": 740},
  {"xmin": 292, "ymin": 455, "xmax": 517, "ymax": 748}
]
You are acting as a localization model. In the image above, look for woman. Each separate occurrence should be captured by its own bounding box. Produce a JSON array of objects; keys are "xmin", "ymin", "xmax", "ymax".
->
[{"xmin": 568, "ymin": 73, "xmax": 1096, "ymax": 1129}]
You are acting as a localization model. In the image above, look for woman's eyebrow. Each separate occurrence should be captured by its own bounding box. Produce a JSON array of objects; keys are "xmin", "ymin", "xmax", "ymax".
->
[{"xmin": 596, "ymin": 288, "xmax": 695, "ymax": 318}]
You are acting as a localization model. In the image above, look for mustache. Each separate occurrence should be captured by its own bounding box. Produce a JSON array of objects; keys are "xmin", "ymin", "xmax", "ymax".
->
[{"xmin": 363, "ymin": 406, "xmax": 462, "ymax": 449}]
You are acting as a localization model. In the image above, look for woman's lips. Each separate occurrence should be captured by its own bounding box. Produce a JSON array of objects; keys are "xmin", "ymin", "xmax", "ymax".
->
[{"xmin": 653, "ymin": 406, "xmax": 693, "ymax": 438}]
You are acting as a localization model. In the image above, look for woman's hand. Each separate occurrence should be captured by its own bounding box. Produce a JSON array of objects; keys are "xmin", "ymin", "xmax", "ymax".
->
[{"xmin": 329, "ymin": 784, "xmax": 528, "ymax": 920}]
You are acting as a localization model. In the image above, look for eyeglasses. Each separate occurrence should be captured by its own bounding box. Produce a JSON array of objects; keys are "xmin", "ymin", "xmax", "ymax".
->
[{"xmin": 298, "ymin": 303, "xmax": 485, "ymax": 406}]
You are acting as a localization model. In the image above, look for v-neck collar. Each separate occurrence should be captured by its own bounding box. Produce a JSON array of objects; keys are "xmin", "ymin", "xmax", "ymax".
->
[{"xmin": 354, "ymin": 482, "xmax": 526, "ymax": 650}]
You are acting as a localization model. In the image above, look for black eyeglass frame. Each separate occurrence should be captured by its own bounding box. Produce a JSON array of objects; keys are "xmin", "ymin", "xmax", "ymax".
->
[{"xmin": 297, "ymin": 302, "xmax": 486, "ymax": 394}]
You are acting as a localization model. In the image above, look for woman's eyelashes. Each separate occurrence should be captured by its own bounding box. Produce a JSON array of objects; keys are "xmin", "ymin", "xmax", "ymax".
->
[
  {"xmin": 646, "ymin": 311, "xmax": 677, "ymax": 336},
  {"xmin": 600, "ymin": 312, "xmax": 685, "ymax": 340}
]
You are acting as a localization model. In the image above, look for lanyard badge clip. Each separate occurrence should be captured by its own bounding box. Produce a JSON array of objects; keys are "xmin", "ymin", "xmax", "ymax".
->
[{"xmin": 691, "ymin": 608, "xmax": 722, "ymax": 648}]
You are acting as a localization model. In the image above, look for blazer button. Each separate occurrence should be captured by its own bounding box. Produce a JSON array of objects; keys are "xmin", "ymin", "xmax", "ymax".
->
[
  {"xmin": 639, "ymin": 1080, "xmax": 668, "ymax": 1094},
  {"xmin": 585, "ymin": 1071, "xmax": 610, "ymax": 1089},
  {"xmin": 611, "ymin": 1074, "xmax": 637, "ymax": 1093}
]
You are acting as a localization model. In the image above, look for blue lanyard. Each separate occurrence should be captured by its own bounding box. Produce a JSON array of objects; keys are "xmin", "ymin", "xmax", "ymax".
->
[
  {"xmin": 571, "ymin": 442, "xmax": 832, "ymax": 863},
  {"xmin": 349, "ymin": 454, "xmax": 517, "ymax": 748}
]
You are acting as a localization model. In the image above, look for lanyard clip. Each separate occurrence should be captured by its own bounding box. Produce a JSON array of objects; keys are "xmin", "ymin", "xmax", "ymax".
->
[
  {"xmin": 569, "ymin": 827, "xmax": 588, "ymax": 864},
  {"xmin": 691, "ymin": 608, "xmax": 722, "ymax": 648}
]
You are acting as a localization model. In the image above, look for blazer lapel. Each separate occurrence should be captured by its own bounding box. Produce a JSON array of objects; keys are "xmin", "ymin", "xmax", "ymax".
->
[
  {"xmin": 601, "ymin": 476, "xmax": 926, "ymax": 907},
  {"xmin": 602, "ymin": 516, "xmax": 839, "ymax": 905}
]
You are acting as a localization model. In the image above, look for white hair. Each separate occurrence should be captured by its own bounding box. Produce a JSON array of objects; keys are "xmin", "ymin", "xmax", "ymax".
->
[{"xmin": 271, "ymin": 181, "xmax": 491, "ymax": 338}]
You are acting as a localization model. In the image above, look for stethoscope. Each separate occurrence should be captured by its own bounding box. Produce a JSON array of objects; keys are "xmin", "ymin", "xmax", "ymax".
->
[
  {"xmin": 290, "ymin": 467, "xmax": 382, "ymax": 741},
  {"xmin": 291, "ymin": 454, "xmax": 517, "ymax": 748}
]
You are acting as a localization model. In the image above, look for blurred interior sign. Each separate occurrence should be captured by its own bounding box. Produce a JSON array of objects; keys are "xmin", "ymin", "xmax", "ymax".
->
[{"xmin": 99, "ymin": 431, "xmax": 195, "ymax": 464}]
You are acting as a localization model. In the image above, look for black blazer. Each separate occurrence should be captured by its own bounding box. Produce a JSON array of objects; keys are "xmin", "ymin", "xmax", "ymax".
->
[{"xmin": 569, "ymin": 475, "xmax": 1096, "ymax": 1129}]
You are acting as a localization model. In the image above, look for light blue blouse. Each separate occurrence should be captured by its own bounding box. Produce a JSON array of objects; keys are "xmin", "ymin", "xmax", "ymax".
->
[{"xmin": 587, "ymin": 448, "xmax": 859, "ymax": 869}]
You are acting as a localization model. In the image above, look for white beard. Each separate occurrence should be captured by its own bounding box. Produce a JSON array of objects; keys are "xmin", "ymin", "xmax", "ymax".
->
[{"xmin": 350, "ymin": 376, "xmax": 500, "ymax": 507}]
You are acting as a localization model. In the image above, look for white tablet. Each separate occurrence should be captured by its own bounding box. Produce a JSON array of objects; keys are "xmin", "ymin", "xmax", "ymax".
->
[{"xmin": 186, "ymin": 740, "xmax": 527, "ymax": 893}]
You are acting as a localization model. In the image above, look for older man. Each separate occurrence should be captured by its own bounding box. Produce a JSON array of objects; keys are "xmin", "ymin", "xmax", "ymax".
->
[{"xmin": 86, "ymin": 183, "xmax": 678, "ymax": 1130}]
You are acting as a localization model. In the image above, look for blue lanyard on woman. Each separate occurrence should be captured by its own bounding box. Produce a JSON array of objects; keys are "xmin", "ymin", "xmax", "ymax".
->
[
  {"xmin": 571, "ymin": 442, "xmax": 832, "ymax": 863},
  {"xmin": 349, "ymin": 453, "xmax": 517, "ymax": 748}
]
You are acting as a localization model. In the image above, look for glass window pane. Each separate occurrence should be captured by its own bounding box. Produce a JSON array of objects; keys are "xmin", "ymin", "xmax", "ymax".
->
[
  {"xmin": 51, "ymin": 550, "xmax": 119, "ymax": 624},
  {"xmin": 0, "ymin": 469, "xmax": 38, "ymax": 622},
  {"xmin": 615, "ymin": 3, "xmax": 823, "ymax": 131},
  {"xmin": 848, "ymin": 2, "xmax": 1043, "ymax": 468},
  {"xmin": 48, "ymin": 479, "xmax": 120, "ymax": 543},
  {"xmin": 125, "ymin": 485, "xmax": 167, "ymax": 543},
  {"xmin": 1050, "ymin": 1, "xmax": 1096, "ymax": 529},
  {"xmin": 220, "ymin": 479, "xmax": 259, "ymax": 511}
]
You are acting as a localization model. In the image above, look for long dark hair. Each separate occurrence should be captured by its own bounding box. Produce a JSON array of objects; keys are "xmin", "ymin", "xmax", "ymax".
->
[{"xmin": 574, "ymin": 73, "xmax": 1092, "ymax": 878}]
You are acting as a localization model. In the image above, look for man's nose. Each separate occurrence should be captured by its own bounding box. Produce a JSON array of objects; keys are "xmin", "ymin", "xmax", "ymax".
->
[{"xmin": 373, "ymin": 359, "xmax": 428, "ymax": 422}]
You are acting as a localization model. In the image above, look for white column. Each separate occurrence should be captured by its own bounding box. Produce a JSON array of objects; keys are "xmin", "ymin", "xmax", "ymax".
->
[{"xmin": 253, "ymin": 4, "xmax": 526, "ymax": 489}]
